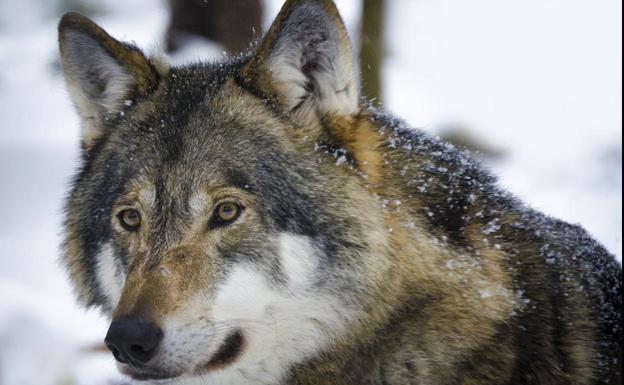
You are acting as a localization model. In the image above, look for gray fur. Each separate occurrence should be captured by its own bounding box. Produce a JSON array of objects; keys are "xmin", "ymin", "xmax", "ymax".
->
[{"xmin": 58, "ymin": 2, "xmax": 621, "ymax": 384}]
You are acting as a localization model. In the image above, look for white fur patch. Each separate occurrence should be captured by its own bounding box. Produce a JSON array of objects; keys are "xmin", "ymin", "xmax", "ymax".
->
[
  {"xmin": 188, "ymin": 192, "xmax": 210, "ymax": 216},
  {"xmin": 95, "ymin": 243, "xmax": 125, "ymax": 309},
  {"xmin": 208, "ymin": 266, "xmax": 348, "ymax": 384},
  {"xmin": 279, "ymin": 233, "xmax": 318, "ymax": 290},
  {"xmin": 156, "ymin": 233, "xmax": 349, "ymax": 385}
]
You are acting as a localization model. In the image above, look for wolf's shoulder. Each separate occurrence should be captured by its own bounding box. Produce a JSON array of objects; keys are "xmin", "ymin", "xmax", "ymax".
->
[
  {"xmin": 367, "ymin": 106, "xmax": 620, "ymax": 277},
  {"xmin": 367, "ymin": 107, "xmax": 499, "ymax": 189}
]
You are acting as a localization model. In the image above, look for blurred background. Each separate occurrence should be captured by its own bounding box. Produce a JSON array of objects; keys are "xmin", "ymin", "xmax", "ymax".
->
[{"xmin": 0, "ymin": 0, "xmax": 621, "ymax": 384}]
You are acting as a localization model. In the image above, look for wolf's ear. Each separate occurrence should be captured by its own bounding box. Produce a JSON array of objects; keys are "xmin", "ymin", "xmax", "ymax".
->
[
  {"xmin": 58, "ymin": 12, "xmax": 160, "ymax": 148},
  {"xmin": 241, "ymin": 0, "xmax": 360, "ymax": 130}
]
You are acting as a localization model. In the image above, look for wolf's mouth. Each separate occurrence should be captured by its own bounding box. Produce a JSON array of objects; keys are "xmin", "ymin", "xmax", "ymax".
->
[
  {"xmin": 121, "ymin": 330, "xmax": 245, "ymax": 381},
  {"xmin": 200, "ymin": 330, "xmax": 246, "ymax": 372}
]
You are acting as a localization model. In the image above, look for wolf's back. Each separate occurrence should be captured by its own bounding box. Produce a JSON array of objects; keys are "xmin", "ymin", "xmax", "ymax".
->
[
  {"xmin": 516, "ymin": 215, "xmax": 622, "ymax": 382},
  {"xmin": 372, "ymin": 109, "xmax": 622, "ymax": 384}
]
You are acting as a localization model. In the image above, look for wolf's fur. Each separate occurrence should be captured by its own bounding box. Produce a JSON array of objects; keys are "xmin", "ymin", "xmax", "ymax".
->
[{"xmin": 58, "ymin": 1, "xmax": 621, "ymax": 384}]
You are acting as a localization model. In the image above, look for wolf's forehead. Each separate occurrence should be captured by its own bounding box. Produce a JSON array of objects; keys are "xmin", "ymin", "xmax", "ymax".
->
[
  {"xmin": 122, "ymin": 81, "xmax": 273, "ymax": 160},
  {"xmin": 125, "ymin": 168, "xmax": 249, "ymax": 209},
  {"xmin": 134, "ymin": 172, "xmax": 226, "ymax": 203},
  {"xmin": 100, "ymin": 63, "xmax": 295, "ymax": 210}
]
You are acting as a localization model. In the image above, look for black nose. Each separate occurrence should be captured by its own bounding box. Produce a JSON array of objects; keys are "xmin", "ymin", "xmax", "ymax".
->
[{"xmin": 104, "ymin": 316, "xmax": 163, "ymax": 364}]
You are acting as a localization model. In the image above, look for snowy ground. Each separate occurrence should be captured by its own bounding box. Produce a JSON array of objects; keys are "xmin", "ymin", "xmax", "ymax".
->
[{"xmin": 0, "ymin": 0, "xmax": 620, "ymax": 384}]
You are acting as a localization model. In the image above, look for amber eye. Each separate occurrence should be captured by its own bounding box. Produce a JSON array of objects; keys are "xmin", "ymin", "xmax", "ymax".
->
[
  {"xmin": 217, "ymin": 203, "xmax": 240, "ymax": 221},
  {"xmin": 210, "ymin": 202, "xmax": 242, "ymax": 228},
  {"xmin": 118, "ymin": 209, "xmax": 141, "ymax": 231}
]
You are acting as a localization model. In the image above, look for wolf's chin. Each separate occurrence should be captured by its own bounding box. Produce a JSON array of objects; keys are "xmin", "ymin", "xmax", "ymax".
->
[{"xmin": 120, "ymin": 365, "xmax": 181, "ymax": 382}]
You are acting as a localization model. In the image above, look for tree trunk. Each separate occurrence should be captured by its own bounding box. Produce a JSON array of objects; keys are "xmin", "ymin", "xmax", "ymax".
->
[
  {"xmin": 166, "ymin": 0, "xmax": 262, "ymax": 55},
  {"xmin": 359, "ymin": 0, "xmax": 385, "ymax": 106}
]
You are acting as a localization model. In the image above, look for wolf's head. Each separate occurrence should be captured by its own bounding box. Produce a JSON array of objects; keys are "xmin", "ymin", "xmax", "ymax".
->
[{"xmin": 59, "ymin": 0, "xmax": 392, "ymax": 382}]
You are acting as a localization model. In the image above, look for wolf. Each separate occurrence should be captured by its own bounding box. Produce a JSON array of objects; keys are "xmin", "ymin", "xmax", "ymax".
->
[{"xmin": 58, "ymin": 1, "xmax": 622, "ymax": 384}]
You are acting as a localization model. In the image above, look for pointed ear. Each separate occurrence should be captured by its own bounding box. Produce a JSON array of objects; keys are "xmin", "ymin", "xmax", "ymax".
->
[
  {"xmin": 58, "ymin": 12, "xmax": 160, "ymax": 148},
  {"xmin": 241, "ymin": 0, "xmax": 360, "ymax": 130}
]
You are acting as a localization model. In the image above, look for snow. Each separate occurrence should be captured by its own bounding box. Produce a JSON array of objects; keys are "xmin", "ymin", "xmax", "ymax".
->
[
  {"xmin": 384, "ymin": 0, "xmax": 622, "ymax": 260},
  {"xmin": 0, "ymin": 0, "xmax": 620, "ymax": 384}
]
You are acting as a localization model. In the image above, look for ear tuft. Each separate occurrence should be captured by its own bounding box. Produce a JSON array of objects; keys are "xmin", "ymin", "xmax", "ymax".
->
[
  {"xmin": 242, "ymin": 0, "xmax": 360, "ymax": 130},
  {"xmin": 58, "ymin": 12, "xmax": 160, "ymax": 148}
]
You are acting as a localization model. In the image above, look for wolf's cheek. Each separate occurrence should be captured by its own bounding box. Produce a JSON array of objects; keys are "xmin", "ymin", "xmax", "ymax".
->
[
  {"xmin": 209, "ymin": 233, "xmax": 320, "ymax": 326},
  {"xmin": 95, "ymin": 243, "xmax": 126, "ymax": 310},
  {"xmin": 142, "ymin": 233, "xmax": 348, "ymax": 382},
  {"xmin": 179, "ymin": 234, "xmax": 350, "ymax": 382}
]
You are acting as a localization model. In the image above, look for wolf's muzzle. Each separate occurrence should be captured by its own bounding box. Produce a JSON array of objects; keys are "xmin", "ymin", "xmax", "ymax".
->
[{"xmin": 105, "ymin": 316, "xmax": 163, "ymax": 365}]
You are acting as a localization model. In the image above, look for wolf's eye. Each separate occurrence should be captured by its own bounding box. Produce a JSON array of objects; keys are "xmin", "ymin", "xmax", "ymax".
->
[
  {"xmin": 209, "ymin": 202, "xmax": 242, "ymax": 228},
  {"xmin": 217, "ymin": 203, "xmax": 240, "ymax": 221},
  {"xmin": 118, "ymin": 209, "xmax": 141, "ymax": 231}
]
